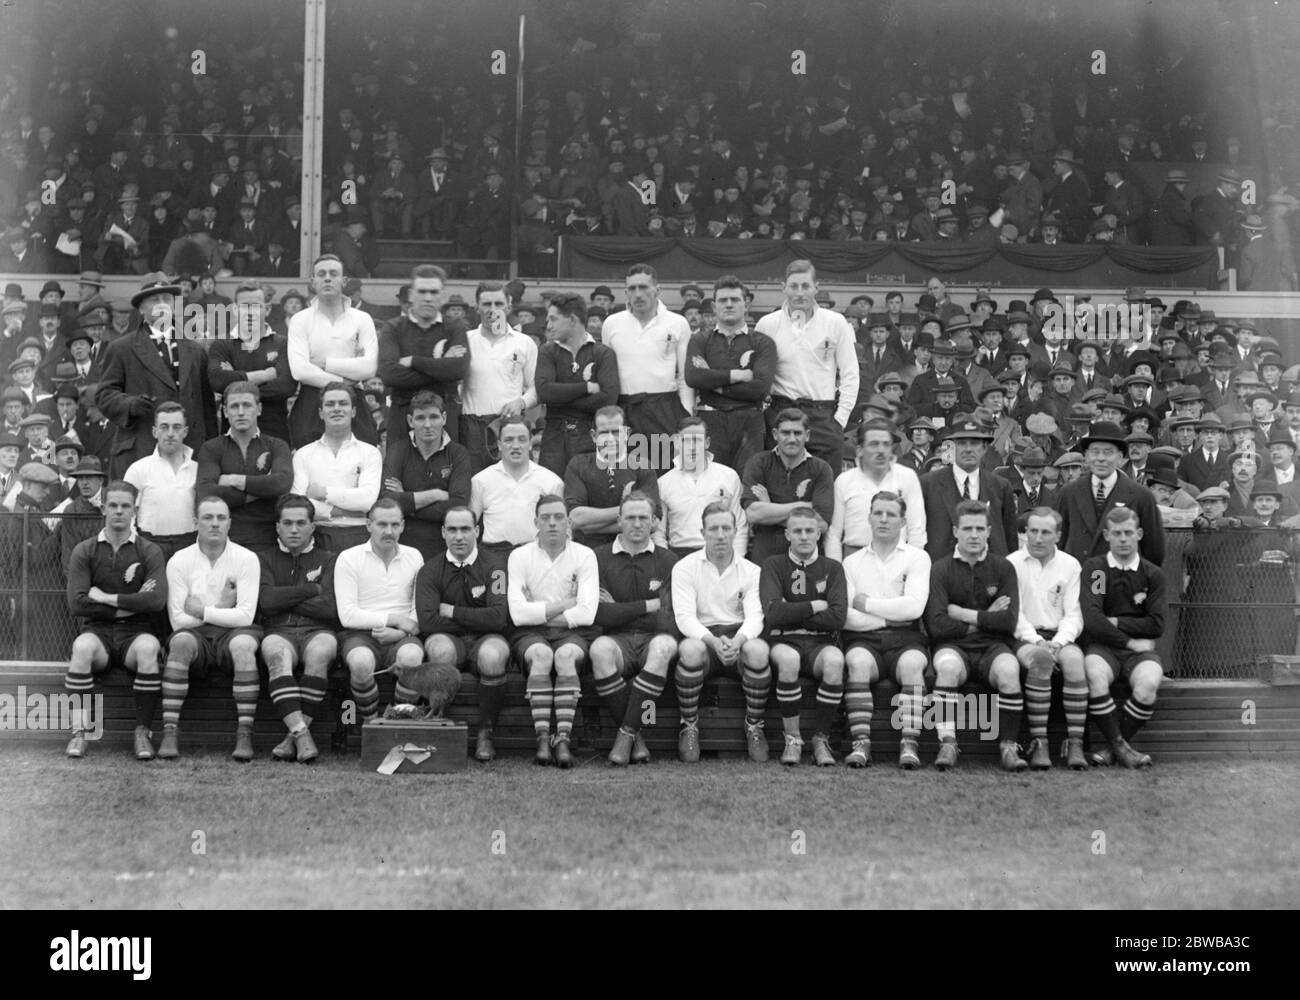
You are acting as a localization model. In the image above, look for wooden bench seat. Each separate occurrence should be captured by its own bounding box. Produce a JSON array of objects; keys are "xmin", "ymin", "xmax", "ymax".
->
[{"xmin": 3, "ymin": 661, "xmax": 1298, "ymax": 760}]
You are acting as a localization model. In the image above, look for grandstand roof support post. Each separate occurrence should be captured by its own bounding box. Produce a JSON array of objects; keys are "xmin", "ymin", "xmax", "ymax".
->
[
  {"xmin": 508, "ymin": 14, "xmax": 525, "ymax": 282},
  {"xmin": 299, "ymin": 0, "xmax": 328, "ymax": 277}
]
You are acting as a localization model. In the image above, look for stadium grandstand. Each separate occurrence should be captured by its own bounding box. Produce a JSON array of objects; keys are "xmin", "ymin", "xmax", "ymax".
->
[{"xmin": 1, "ymin": 0, "xmax": 1300, "ymax": 770}]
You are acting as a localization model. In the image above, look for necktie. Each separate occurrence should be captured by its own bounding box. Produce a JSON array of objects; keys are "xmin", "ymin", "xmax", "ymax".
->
[
  {"xmin": 962, "ymin": 476, "xmax": 972, "ymax": 500},
  {"xmin": 1095, "ymin": 478, "xmax": 1106, "ymax": 503},
  {"xmin": 874, "ymin": 348, "xmax": 883, "ymax": 365},
  {"xmin": 1028, "ymin": 489, "xmax": 1038, "ymax": 506}
]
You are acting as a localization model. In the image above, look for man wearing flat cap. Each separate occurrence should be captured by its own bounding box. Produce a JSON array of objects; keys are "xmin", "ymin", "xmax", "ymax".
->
[
  {"xmin": 95, "ymin": 272, "xmax": 217, "ymax": 478},
  {"xmin": 96, "ymin": 188, "xmax": 150, "ymax": 275}
]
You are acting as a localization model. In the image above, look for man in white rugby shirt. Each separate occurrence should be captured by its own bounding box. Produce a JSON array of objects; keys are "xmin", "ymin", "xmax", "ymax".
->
[
  {"xmin": 287, "ymin": 253, "xmax": 380, "ymax": 448},
  {"xmin": 160, "ymin": 495, "xmax": 263, "ymax": 761},
  {"xmin": 506, "ymin": 494, "xmax": 599, "ymax": 768},
  {"xmin": 291, "ymin": 382, "xmax": 383, "ymax": 553},
  {"xmin": 654, "ymin": 416, "xmax": 747, "ymax": 559},
  {"xmin": 1007, "ymin": 506, "xmax": 1087, "ymax": 770},
  {"xmin": 470, "ymin": 416, "xmax": 564, "ymax": 553},
  {"xmin": 458, "ymin": 281, "xmax": 537, "ymax": 473},
  {"xmin": 840, "ymin": 491, "xmax": 931, "ymax": 770},
  {"xmin": 826, "ymin": 418, "xmax": 926, "ymax": 559},
  {"xmin": 602, "ymin": 263, "xmax": 694, "ymax": 469},
  {"xmin": 755, "ymin": 260, "xmax": 858, "ymax": 468}
]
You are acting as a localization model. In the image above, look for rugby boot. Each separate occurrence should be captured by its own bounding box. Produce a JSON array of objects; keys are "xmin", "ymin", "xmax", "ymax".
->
[
  {"xmin": 232, "ymin": 725, "xmax": 255, "ymax": 763},
  {"xmin": 157, "ymin": 725, "xmax": 181, "ymax": 760},
  {"xmin": 780, "ymin": 733, "xmax": 804, "ymax": 766},
  {"xmin": 631, "ymin": 732, "xmax": 651, "ymax": 764},
  {"xmin": 1027, "ymin": 737, "xmax": 1052, "ymax": 770},
  {"xmin": 898, "ymin": 737, "xmax": 921, "ymax": 770},
  {"xmin": 65, "ymin": 730, "xmax": 87, "ymax": 759},
  {"xmin": 608, "ymin": 727, "xmax": 634, "ymax": 767},
  {"xmin": 133, "ymin": 726, "xmax": 154, "ymax": 761},
  {"xmin": 474, "ymin": 727, "xmax": 496, "ymax": 762},
  {"xmin": 999, "ymin": 740, "xmax": 1029, "ymax": 772},
  {"xmin": 745, "ymin": 720, "xmax": 769, "ymax": 762},
  {"xmin": 271, "ymin": 732, "xmax": 297, "ymax": 761},
  {"xmin": 1089, "ymin": 744, "xmax": 1114, "ymax": 767},
  {"xmin": 1112, "ymin": 738, "xmax": 1152, "ymax": 769},
  {"xmin": 810, "ymin": 733, "xmax": 837, "ymax": 767},
  {"xmin": 678, "ymin": 720, "xmax": 701, "ymax": 763},
  {"xmin": 1063, "ymin": 737, "xmax": 1088, "ymax": 770},
  {"xmin": 552, "ymin": 733, "xmax": 574, "ymax": 769},
  {"xmin": 845, "ymin": 738, "xmax": 873, "ymax": 768},
  {"xmin": 294, "ymin": 728, "xmax": 319, "ymax": 764},
  {"xmin": 534, "ymin": 732, "xmax": 552, "ymax": 766},
  {"xmin": 934, "ymin": 739, "xmax": 959, "ymax": 770}
]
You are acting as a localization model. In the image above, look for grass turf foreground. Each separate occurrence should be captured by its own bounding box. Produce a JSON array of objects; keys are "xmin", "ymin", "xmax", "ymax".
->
[{"xmin": 1, "ymin": 748, "xmax": 1297, "ymax": 909}]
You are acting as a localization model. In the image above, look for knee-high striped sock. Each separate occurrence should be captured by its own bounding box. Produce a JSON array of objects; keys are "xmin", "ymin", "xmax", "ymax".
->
[
  {"xmin": 1089, "ymin": 694, "xmax": 1121, "ymax": 744},
  {"xmin": 933, "ymin": 685, "xmax": 958, "ymax": 742},
  {"xmin": 394, "ymin": 675, "xmax": 420, "ymax": 705},
  {"xmin": 1024, "ymin": 674, "xmax": 1052, "ymax": 739},
  {"xmin": 268, "ymin": 674, "xmax": 302, "ymax": 722},
  {"xmin": 133, "ymin": 673, "xmax": 161, "ymax": 730},
  {"xmin": 553, "ymin": 675, "xmax": 581, "ymax": 738},
  {"xmin": 845, "ymin": 681, "xmax": 873, "ymax": 742},
  {"xmin": 351, "ymin": 675, "xmax": 380, "ymax": 720},
  {"xmin": 65, "ymin": 670, "xmax": 94, "ymax": 732},
  {"xmin": 623, "ymin": 669, "xmax": 667, "ymax": 732},
  {"xmin": 897, "ymin": 686, "xmax": 923, "ymax": 740},
  {"xmin": 299, "ymin": 673, "xmax": 328, "ymax": 721},
  {"xmin": 594, "ymin": 672, "xmax": 629, "ymax": 726},
  {"xmin": 1063, "ymin": 681, "xmax": 1088, "ymax": 739},
  {"xmin": 675, "ymin": 661, "xmax": 705, "ymax": 723},
  {"xmin": 233, "ymin": 669, "xmax": 260, "ymax": 730},
  {"xmin": 776, "ymin": 678, "xmax": 802, "ymax": 736},
  {"xmin": 997, "ymin": 692, "xmax": 1023, "ymax": 745},
  {"xmin": 525, "ymin": 674, "xmax": 553, "ymax": 734},
  {"xmin": 479, "ymin": 675, "xmax": 506, "ymax": 729},
  {"xmin": 161, "ymin": 661, "xmax": 190, "ymax": 727},
  {"xmin": 1121, "ymin": 695, "xmax": 1156, "ymax": 740},
  {"xmin": 814, "ymin": 679, "xmax": 843, "ymax": 737},
  {"xmin": 742, "ymin": 664, "xmax": 771, "ymax": 724}
]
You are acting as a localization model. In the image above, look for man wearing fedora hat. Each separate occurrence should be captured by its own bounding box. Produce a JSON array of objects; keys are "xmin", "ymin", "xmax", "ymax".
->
[
  {"xmin": 96, "ymin": 187, "xmax": 150, "ymax": 275},
  {"xmin": 47, "ymin": 453, "xmax": 108, "ymax": 568},
  {"xmin": 1237, "ymin": 213, "xmax": 1292, "ymax": 291},
  {"xmin": 1148, "ymin": 168, "xmax": 1195, "ymax": 246},
  {"xmin": 1045, "ymin": 149, "xmax": 1090, "ymax": 242},
  {"xmin": 95, "ymin": 272, "xmax": 217, "ymax": 478},
  {"xmin": 414, "ymin": 148, "xmax": 458, "ymax": 240},
  {"xmin": 1057, "ymin": 420, "xmax": 1165, "ymax": 565},
  {"xmin": 1193, "ymin": 168, "xmax": 1243, "ymax": 254},
  {"xmin": 921, "ymin": 418, "xmax": 1018, "ymax": 561},
  {"xmin": 996, "ymin": 150, "xmax": 1043, "ymax": 238}
]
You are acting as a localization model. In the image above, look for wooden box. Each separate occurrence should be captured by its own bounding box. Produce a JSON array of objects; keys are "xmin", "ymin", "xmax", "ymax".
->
[
  {"xmin": 360, "ymin": 717, "xmax": 468, "ymax": 773},
  {"xmin": 1258, "ymin": 656, "xmax": 1300, "ymax": 686}
]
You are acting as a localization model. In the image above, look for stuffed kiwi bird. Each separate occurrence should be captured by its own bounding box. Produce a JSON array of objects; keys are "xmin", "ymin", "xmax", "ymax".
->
[{"xmin": 378, "ymin": 661, "xmax": 463, "ymax": 719}]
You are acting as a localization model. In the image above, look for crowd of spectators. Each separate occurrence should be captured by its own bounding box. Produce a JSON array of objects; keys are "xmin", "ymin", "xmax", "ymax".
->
[{"xmin": 2, "ymin": 0, "xmax": 1300, "ymax": 281}]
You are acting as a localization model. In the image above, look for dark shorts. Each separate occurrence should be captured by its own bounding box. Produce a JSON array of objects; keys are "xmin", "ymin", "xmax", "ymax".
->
[
  {"xmin": 767, "ymin": 398, "xmax": 843, "ymax": 469},
  {"xmin": 440, "ymin": 632, "xmax": 509, "ymax": 670},
  {"xmin": 512, "ymin": 627, "xmax": 593, "ymax": 664},
  {"xmin": 682, "ymin": 624, "xmax": 748, "ymax": 677},
  {"xmin": 86, "ymin": 625, "xmax": 158, "ymax": 674},
  {"xmin": 1085, "ymin": 645, "xmax": 1164, "ymax": 680},
  {"xmin": 769, "ymin": 633, "xmax": 839, "ymax": 675},
  {"xmin": 843, "ymin": 628, "xmax": 928, "ymax": 679},
  {"xmin": 338, "ymin": 629, "xmax": 423, "ymax": 668},
  {"xmin": 934, "ymin": 640, "xmax": 1015, "ymax": 685},
  {"xmin": 262, "ymin": 625, "xmax": 338, "ymax": 662},
  {"xmin": 621, "ymin": 391, "xmax": 689, "ymax": 457},
  {"xmin": 315, "ymin": 525, "xmax": 370, "ymax": 554},
  {"xmin": 598, "ymin": 630, "xmax": 676, "ymax": 674},
  {"xmin": 169, "ymin": 624, "xmax": 264, "ymax": 677}
]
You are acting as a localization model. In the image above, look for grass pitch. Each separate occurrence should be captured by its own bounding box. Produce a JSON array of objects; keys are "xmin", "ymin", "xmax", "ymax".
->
[{"xmin": 2, "ymin": 748, "xmax": 1297, "ymax": 909}]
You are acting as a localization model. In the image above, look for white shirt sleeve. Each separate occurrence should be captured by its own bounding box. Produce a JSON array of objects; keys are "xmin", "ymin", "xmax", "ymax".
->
[
  {"xmin": 327, "ymin": 312, "xmax": 378, "ymax": 382},
  {"xmin": 1055, "ymin": 558, "xmax": 1084, "ymax": 645},
  {"xmin": 739, "ymin": 562, "xmax": 764, "ymax": 643},
  {"xmin": 334, "ymin": 550, "xmax": 387, "ymax": 630},
  {"xmin": 564, "ymin": 545, "xmax": 599, "ymax": 628},
  {"xmin": 287, "ymin": 314, "xmax": 336, "ymax": 389},
  {"xmin": 833, "ymin": 318, "xmax": 859, "ymax": 428},
  {"xmin": 826, "ymin": 473, "xmax": 848, "ymax": 561},
  {"xmin": 671, "ymin": 558, "xmax": 706, "ymax": 640},
  {"xmin": 506, "ymin": 547, "xmax": 547, "ymax": 627},
  {"xmin": 324, "ymin": 442, "xmax": 382, "ymax": 513},
  {"xmin": 203, "ymin": 547, "xmax": 258, "ymax": 628},
  {"xmin": 899, "ymin": 467, "xmax": 927, "ymax": 549},
  {"xmin": 166, "ymin": 551, "xmax": 202, "ymax": 631},
  {"xmin": 521, "ymin": 336, "xmax": 539, "ymax": 409}
]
